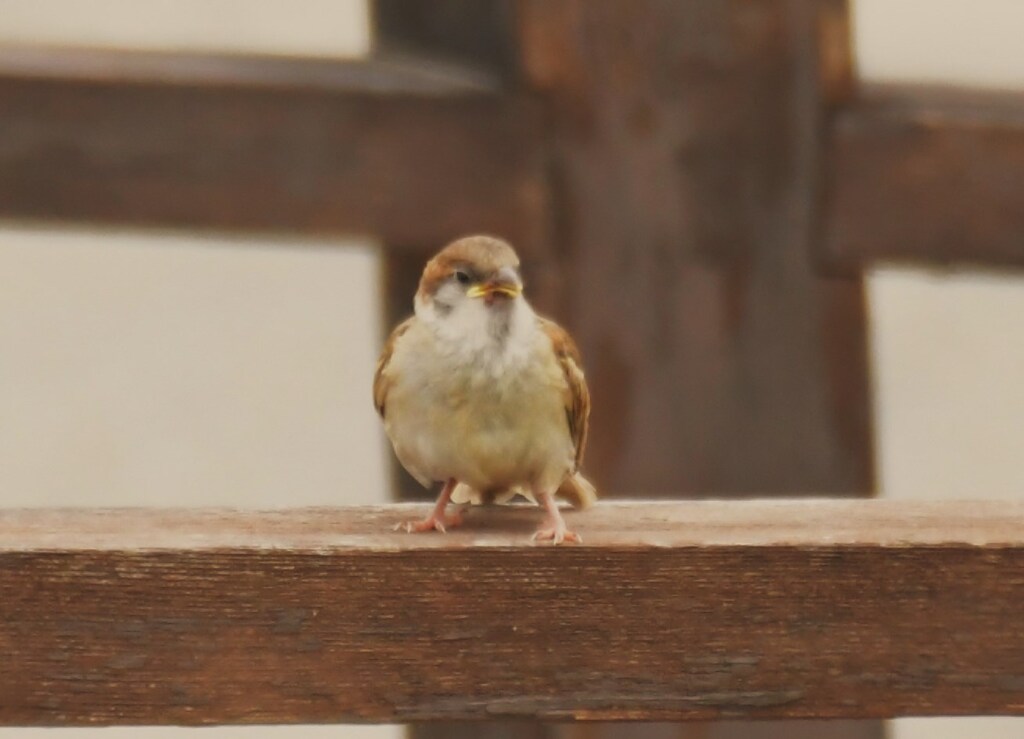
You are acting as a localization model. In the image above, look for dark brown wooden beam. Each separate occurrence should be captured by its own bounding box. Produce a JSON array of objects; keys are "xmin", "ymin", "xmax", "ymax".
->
[
  {"xmin": 0, "ymin": 45, "xmax": 547, "ymax": 249},
  {"xmin": 825, "ymin": 83, "xmax": 1024, "ymax": 269},
  {"xmin": 373, "ymin": 0, "xmax": 521, "ymax": 80},
  {"xmin": 514, "ymin": 0, "xmax": 874, "ymax": 497},
  {"xmin": 2, "ymin": 501, "xmax": 1023, "ymax": 726}
]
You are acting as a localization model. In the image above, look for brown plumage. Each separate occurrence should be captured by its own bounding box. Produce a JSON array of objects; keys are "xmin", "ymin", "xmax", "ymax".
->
[
  {"xmin": 373, "ymin": 235, "xmax": 595, "ymax": 543},
  {"xmin": 416, "ymin": 237, "xmax": 520, "ymax": 300}
]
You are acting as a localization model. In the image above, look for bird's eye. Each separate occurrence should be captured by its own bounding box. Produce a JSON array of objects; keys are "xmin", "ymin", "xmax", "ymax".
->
[{"xmin": 454, "ymin": 270, "xmax": 471, "ymax": 284}]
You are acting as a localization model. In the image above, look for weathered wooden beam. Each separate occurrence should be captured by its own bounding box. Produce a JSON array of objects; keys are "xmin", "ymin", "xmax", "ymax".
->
[
  {"xmin": 2, "ymin": 500, "xmax": 1022, "ymax": 726},
  {"xmin": 825, "ymin": 83, "xmax": 1024, "ymax": 269},
  {"xmin": 0, "ymin": 45, "xmax": 547, "ymax": 250}
]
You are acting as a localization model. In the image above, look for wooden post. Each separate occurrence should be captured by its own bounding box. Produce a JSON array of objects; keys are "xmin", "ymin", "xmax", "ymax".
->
[{"xmin": 515, "ymin": 0, "xmax": 873, "ymax": 497}]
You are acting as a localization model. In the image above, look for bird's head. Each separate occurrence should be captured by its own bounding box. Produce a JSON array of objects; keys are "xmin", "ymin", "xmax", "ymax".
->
[{"xmin": 415, "ymin": 235, "xmax": 524, "ymax": 321}]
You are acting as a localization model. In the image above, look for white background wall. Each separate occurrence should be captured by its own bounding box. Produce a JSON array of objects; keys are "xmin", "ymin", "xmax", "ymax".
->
[{"xmin": 0, "ymin": 1, "xmax": 1021, "ymax": 738}]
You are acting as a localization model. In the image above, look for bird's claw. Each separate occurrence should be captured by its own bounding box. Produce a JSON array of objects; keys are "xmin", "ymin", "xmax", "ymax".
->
[
  {"xmin": 394, "ymin": 510, "xmax": 464, "ymax": 534},
  {"xmin": 531, "ymin": 521, "xmax": 582, "ymax": 545}
]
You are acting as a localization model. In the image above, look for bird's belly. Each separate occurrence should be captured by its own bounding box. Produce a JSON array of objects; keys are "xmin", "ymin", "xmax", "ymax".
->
[{"xmin": 386, "ymin": 366, "xmax": 573, "ymax": 492}]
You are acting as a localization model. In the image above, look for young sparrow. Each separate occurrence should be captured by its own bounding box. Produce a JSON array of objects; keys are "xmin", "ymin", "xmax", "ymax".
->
[{"xmin": 374, "ymin": 235, "xmax": 596, "ymax": 544}]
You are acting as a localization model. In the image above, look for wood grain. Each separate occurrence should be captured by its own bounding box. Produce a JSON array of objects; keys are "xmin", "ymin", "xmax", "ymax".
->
[
  {"xmin": 825, "ymin": 83, "xmax": 1024, "ymax": 268},
  {"xmin": 0, "ymin": 45, "xmax": 546, "ymax": 250},
  {"xmin": 2, "ymin": 501, "xmax": 1022, "ymax": 726}
]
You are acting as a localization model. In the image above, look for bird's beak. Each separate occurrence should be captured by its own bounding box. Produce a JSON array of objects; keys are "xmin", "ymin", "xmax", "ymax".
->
[{"xmin": 467, "ymin": 267, "xmax": 522, "ymax": 299}]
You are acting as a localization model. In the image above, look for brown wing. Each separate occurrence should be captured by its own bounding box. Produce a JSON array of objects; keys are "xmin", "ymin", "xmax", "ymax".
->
[
  {"xmin": 538, "ymin": 317, "xmax": 590, "ymax": 469},
  {"xmin": 373, "ymin": 317, "xmax": 414, "ymax": 419}
]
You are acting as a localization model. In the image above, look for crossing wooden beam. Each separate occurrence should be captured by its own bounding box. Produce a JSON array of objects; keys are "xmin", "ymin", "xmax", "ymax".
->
[
  {"xmin": 825, "ymin": 83, "xmax": 1024, "ymax": 269},
  {"xmin": 0, "ymin": 45, "xmax": 547, "ymax": 250}
]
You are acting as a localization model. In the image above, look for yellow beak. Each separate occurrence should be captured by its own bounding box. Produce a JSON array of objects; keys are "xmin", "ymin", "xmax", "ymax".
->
[{"xmin": 467, "ymin": 282, "xmax": 521, "ymax": 299}]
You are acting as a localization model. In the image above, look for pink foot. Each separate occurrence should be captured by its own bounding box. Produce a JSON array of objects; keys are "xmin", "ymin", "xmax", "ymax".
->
[
  {"xmin": 531, "ymin": 518, "xmax": 582, "ymax": 545},
  {"xmin": 532, "ymin": 491, "xmax": 582, "ymax": 545},
  {"xmin": 396, "ymin": 509, "xmax": 464, "ymax": 534},
  {"xmin": 395, "ymin": 479, "xmax": 463, "ymax": 534}
]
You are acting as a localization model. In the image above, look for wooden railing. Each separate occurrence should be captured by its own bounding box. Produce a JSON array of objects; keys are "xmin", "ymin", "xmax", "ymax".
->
[{"xmin": 3, "ymin": 500, "xmax": 1023, "ymax": 726}]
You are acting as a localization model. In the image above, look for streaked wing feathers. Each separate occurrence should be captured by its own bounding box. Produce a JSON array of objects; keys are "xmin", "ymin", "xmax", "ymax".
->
[
  {"xmin": 373, "ymin": 317, "xmax": 414, "ymax": 419},
  {"xmin": 538, "ymin": 317, "xmax": 590, "ymax": 469}
]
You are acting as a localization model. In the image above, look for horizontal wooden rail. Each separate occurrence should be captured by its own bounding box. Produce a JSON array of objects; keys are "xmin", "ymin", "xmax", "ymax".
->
[
  {"xmin": 0, "ymin": 45, "xmax": 546, "ymax": 250},
  {"xmin": 825, "ymin": 83, "xmax": 1024, "ymax": 269},
  {"xmin": 2, "ymin": 500, "xmax": 1023, "ymax": 726}
]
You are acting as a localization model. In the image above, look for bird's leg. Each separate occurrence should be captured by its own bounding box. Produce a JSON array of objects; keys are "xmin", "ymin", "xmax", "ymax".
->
[
  {"xmin": 531, "ymin": 490, "xmax": 581, "ymax": 545},
  {"xmin": 398, "ymin": 478, "xmax": 464, "ymax": 534}
]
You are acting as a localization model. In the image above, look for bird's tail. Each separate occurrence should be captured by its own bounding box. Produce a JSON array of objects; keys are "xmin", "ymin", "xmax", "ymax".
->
[
  {"xmin": 450, "ymin": 471, "xmax": 597, "ymax": 509},
  {"xmin": 556, "ymin": 471, "xmax": 597, "ymax": 509}
]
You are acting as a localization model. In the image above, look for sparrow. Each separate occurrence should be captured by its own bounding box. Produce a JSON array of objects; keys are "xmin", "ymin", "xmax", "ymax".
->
[{"xmin": 373, "ymin": 235, "xmax": 596, "ymax": 544}]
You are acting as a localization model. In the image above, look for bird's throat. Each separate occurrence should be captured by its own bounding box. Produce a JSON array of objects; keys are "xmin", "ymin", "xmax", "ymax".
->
[{"xmin": 487, "ymin": 305, "xmax": 513, "ymax": 345}]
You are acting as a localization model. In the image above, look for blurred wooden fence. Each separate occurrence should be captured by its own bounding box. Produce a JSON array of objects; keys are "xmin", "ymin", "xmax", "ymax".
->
[{"xmin": 1, "ymin": 1, "xmax": 1022, "ymax": 737}]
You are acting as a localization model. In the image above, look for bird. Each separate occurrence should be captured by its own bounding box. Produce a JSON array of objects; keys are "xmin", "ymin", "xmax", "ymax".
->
[{"xmin": 373, "ymin": 235, "xmax": 596, "ymax": 544}]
